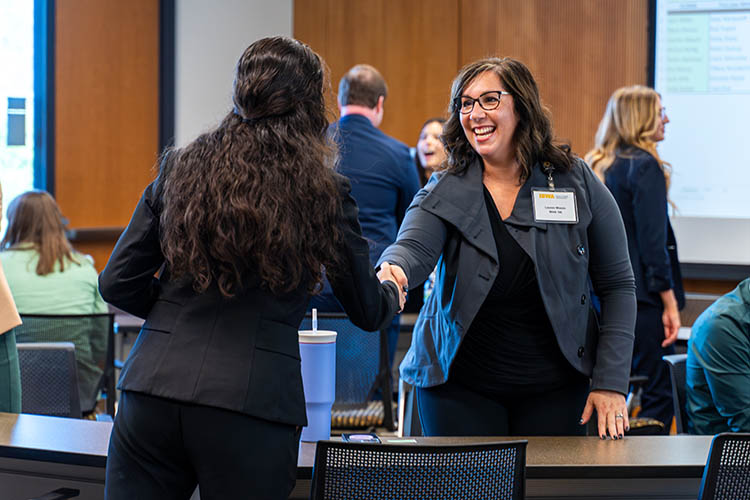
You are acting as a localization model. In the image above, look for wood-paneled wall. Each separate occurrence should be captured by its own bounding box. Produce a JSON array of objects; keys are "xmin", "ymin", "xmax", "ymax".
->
[
  {"xmin": 50, "ymin": 1, "xmax": 737, "ymax": 296},
  {"xmin": 460, "ymin": 0, "xmax": 649, "ymax": 156},
  {"xmin": 55, "ymin": 0, "xmax": 160, "ymax": 270},
  {"xmin": 294, "ymin": 0, "xmax": 460, "ymax": 145},
  {"xmin": 295, "ymin": 0, "xmax": 649, "ymax": 155}
]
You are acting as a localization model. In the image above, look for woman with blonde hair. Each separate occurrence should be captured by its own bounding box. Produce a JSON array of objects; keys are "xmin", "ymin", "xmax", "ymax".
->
[
  {"xmin": 586, "ymin": 85, "xmax": 684, "ymax": 432},
  {"xmin": 1, "ymin": 190, "xmax": 108, "ymax": 414}
]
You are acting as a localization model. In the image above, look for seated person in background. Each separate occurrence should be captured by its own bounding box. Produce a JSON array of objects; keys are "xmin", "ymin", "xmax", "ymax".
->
[
  {"xmin": 686, "ymin": 278, "xmax": 750, "ymax": 434},
  {"xmin": 0, "ymin": 181, "xmax": 22, "ymax": 413},
  {"xmin": 0, "ymin": 191, "xmax": 108, "ymax": 414},
  {"xmin": 415, "ymin": 117, "xmax": 447, "ymax": 186}
]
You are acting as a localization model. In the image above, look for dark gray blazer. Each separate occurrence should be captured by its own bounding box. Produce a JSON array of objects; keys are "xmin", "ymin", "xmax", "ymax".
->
[
  {"xmin": 379, "ymin": 159, "xmax": 636, "ymax": 395},
  {"xmin": 99, "ymin": 174, "xmax": 400, "ymax": 426}
]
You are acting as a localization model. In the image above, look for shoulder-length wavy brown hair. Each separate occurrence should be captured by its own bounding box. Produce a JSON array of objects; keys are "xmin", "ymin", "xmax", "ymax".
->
[
  {"xmin": 442, "ymin": 57, "xmax": 572, "ymax": 181},
  {"xmin": 585, "ymin": 85, "xmax": 671, "ymax": 188},
  {"xmin": 1, "ymin": 191, "xmax": 79, "ymax": 275},
  {"xmin": 157, "ymin": 36, "xmax": 342, "ymax": 297}
]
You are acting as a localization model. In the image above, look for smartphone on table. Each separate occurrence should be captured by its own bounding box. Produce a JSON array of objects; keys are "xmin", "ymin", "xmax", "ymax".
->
[{"xmin": 341, "ymin": 433, "xmax": 381, "ymax": 443}]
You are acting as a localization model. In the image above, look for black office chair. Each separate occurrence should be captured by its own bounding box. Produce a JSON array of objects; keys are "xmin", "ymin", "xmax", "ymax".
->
[
  {"xmin": 15, "ymin": 313, "xmax": 116, "ymax": 417},
  {"xmin": 300, "ymin": 313, "xmax": 394, "ymax": 430},
  {"xmin": 697, "ymin": 432, "xmax": 750, "ymax": 500},
  {"xmin": 16, "ymin": 342, "xmax": 82, "ymax": 418},
  {"xmin": 311, "ymin": 440, "xmax": 527, "ymax": 500},
  {"xmin": 663, "ymin": 353, "xmax": 688, "ymax": 433}
]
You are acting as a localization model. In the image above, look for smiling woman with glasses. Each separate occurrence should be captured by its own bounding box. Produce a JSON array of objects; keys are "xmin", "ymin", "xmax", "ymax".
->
[
  {"xmin": 377, "ymin": 56, "xmax": 636, "ymax": 441},
  {"xmin": 586, "ymin": 85, "xmax": 683, "ymax": 434}
]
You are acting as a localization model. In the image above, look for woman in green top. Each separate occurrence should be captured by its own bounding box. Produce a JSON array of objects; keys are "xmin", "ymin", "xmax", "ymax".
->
[{"xmin": 1, "ymin": 191, "xmax": 108, "ymax": 414}]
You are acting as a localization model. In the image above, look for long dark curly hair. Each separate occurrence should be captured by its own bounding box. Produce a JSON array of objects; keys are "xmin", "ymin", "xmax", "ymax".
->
[
  {"xmin": 157, "ymin": 36, "xmax": 342, "ymax": 297},
  {"xmin": 443, "ymin": 57, "xmax": 572, "ymax": 181}
]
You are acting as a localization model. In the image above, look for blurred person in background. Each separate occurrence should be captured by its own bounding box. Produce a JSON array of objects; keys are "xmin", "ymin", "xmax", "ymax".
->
[
  {"xmin": 1, "ymin": 190, "xmax": 108, "ymax": 415},
  {"xmin": 686, "ymin": 278, "xmax": 750, "ymax": 434},
  {"xmin": 0, "ymin": 182, "xmax": 22, "ymax": 413},
  {"xmin": 586, "ymin": 85, "xmax": 684, "ymax": 433},
  {"xmin": 310, "ymin": 63, "xmax": 419, "ymax": 369},
  {"xmin": 415, "ymin": 117, "xmax": 447, "ymax": 186},
  {"xmin": 405, "ymin": 117, "xmax": 448, "ymax": 313}
]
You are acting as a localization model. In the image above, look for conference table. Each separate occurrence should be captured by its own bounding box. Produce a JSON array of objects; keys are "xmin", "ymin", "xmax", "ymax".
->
[
  {"xmin": 293, "ymin": 434, "xmax": 712, "ymax": 499},
  {"xmin": 0, "ymin": 411, "xmax": 712, "ymax": 500},
  {"xmin": 0, "ymin": 412, "xmax": 111, "ymax": 499}
]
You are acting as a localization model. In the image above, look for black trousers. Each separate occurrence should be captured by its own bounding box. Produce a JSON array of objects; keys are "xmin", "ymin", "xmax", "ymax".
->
[
  {"xmin": 105, "ymin": 391, "xmax": 301, "ymax": 500},
  {"xmin": 416, "ymin": 375, "xmax": 590, "ymax": 436},
  {"xmin": 632, "ymin": 302, "xmax": 675, "ymax": 432}
]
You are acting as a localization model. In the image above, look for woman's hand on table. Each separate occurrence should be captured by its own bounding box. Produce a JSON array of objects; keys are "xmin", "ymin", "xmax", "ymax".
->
[{"xmin": 580, "ymin": 389, "xmax": 629, "ymax": 440}]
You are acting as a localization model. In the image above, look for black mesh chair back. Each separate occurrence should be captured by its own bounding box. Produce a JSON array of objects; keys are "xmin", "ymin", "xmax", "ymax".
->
[
  {"xmin": 311, "ymin": 440, "xmax": 527, "ymax": 500},
  {"xmin": 300, "ymin": 313, "xmax": 394, "ymax": 430},
  {"xmin": 15, "ymin": 314, "xmax": 115, "ymax": 416},
  {"xmin": 16, "ymin": 342, "xmax": 82, "ymax": 418},
  {"xmin": 698, "ymin": 432, "xmax": 750, "ymax": 500},
  {"xmin": 663, "ymin": 353, "xmax": 688, "ymax": 433}
]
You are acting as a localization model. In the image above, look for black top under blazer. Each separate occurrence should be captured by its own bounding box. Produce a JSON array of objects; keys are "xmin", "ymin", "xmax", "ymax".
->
[
  {"xmin": 603, "ymin": 147, "xmax": 685, "ymax": 309},
  {"xmin": 99, "ymin": 174, "xmax": 400, "ymax": 427}
]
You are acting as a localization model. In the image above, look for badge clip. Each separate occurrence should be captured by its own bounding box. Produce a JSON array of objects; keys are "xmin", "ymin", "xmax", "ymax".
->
[{"xmin": 543, "ymin": 161, "xmax": 555, "ymax": 190}]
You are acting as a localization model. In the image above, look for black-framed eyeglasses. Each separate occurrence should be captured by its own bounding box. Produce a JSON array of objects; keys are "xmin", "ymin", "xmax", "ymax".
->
[{"xmin": 454, "ymin": 91, "xmax": 511, "ymax": 114}]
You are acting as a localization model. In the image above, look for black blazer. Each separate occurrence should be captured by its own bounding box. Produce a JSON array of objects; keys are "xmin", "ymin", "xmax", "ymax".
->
[
  {"xmin": 99, "ymin": 174, "xmax": 400, "ymax": 426},
  {"xmin": 603, "ymin": 147, "xmax": 685, "ymax": 309}
]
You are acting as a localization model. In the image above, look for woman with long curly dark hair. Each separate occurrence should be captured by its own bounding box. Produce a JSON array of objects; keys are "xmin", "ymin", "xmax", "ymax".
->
[
  {"xmin": 99, "ymin": 36, "xmax": 403, "ymax": 499},
  {"xmin": 378, "ymin": 57, "xmax": 636, "ymax": 440}
]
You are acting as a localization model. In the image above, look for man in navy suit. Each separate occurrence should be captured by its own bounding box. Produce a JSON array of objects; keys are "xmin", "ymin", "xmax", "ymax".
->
[{"xmin": 311, "ymin": 64, "xmax": 420, "ymax": 367}]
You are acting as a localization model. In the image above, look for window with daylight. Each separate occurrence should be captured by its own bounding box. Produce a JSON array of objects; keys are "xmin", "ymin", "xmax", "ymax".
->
[{"xmin": 0, "ymin": 0, "xmax": 50, "ymax": 234}]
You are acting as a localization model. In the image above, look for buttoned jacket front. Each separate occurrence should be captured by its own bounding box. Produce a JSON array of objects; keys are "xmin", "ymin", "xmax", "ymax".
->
[{"xmin": 379, "ymin": 158, "xmax": 636, "ymax": 394}]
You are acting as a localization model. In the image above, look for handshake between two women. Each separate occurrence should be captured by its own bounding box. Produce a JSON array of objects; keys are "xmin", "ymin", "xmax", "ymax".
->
[{"xmin": 378, "ymin": 262, "xmax": 408, "ymax": 313}]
